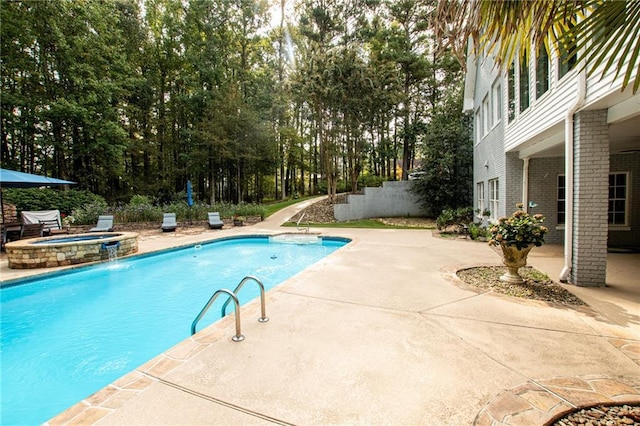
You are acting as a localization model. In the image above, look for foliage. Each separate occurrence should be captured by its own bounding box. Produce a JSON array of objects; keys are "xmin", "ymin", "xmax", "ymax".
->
[
  {"xmin": 468, "ymin": 222, "xmax": 490, "ymax": 241},
  {"xmin": 71, "ymin": 201, "xmax": 110, "ymax": 225},
  {"xmin": 3, "ymin": 188, "xmax": 106, "ymax": 217},
  {"xmin": 358, "ymin": 174, "xmax": 386, "ymax": 188},
  {"xmin": 488, "ymin": 204, "xmax": 548, "ymax": 250},
  {"xmin": 232, "ymin": 203, "xmax": 267, "ymax": 220},
  {"xmin": 435, "ymin": 0, "xmax": 640, "ymax": 93},
  {"xmin": 436, "ymin": 207, "xmax": 474, "ymax": 230},
  {"xmin": 411, "ymin": 83, "xmax": 472, "ymax": 217},
  {"xmin": 2, "ymin": 0, "xmax": 469, "ymax": 207}
]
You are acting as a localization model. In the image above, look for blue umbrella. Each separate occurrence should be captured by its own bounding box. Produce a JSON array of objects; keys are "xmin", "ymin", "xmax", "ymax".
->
[
  {"xmin": 0, "ymin": 168, "xmax": 75, "ymax": 188},
  {"xmin": 0, "ymin": 168, "xmax": 76, "ymax": 223},
  {"xmin": 186, "ymin": 180, "xmax": 193, "ymax": 207}
]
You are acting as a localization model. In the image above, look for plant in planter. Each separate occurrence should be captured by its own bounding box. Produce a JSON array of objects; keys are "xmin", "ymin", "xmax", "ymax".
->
[
  {"xmin": 488, "ymin": 203, "xmax": 547, "ymax": 283},
  {"xmin": 233, "ymin": 215, "xmax": 245, "ymax": 226},
  {"xmin": 61, "ymin": 214, "xmax": 75, "ymax": 230}
]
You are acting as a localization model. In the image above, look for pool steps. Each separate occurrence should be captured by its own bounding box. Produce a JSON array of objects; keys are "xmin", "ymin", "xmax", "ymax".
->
[{"xmin": 190, "ymin": 275, "xmax": 269, "ymax": 341}]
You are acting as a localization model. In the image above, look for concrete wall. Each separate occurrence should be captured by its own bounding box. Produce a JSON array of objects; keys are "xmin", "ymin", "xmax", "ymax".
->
[{"xmin": 333, "ymin": 181, "xmax": 423, "ymax": 221}]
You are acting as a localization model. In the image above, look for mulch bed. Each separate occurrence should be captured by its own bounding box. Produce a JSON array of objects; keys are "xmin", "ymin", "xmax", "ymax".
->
[{"xmin": 457, "ymin": 266, "xmax": 586, "ymax": 306}]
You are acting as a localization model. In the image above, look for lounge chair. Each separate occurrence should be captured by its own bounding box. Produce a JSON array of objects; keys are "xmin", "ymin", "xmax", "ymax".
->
[
  {"xmin": 207, "ymin": 212, "xmax": 224, "ymax": 229},
  {"xmin": 161, "ymin": 213, "xmax": 177, "ymax": 232},
  {"xmin": 89, "ymin": 215, "xmax": 114, "ymax": 232}
]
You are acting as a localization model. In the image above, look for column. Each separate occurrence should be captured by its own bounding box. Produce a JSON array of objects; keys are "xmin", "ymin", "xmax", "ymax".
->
[{"xmin": 571, "ymin": 109, "xmax": 609, "ymax": 286}]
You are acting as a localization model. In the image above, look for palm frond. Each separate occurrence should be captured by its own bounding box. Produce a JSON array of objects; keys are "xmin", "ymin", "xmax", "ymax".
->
[{"xmin": 435, "ymin": 0, "xmax": 640, "ymax": 93}]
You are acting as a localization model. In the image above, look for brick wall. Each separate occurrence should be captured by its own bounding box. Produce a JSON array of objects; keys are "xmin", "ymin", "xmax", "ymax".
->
[
  {"xmin": 571, "ymin": 109, "xmax": 609, "ymax": 286},
  {"xmin": 529, "ymin": 157, "xmax": 565, "ymax": 244}
]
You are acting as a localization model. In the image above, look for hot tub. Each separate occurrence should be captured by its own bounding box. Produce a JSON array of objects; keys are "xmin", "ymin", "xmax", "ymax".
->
[{"xmin": 5, "ymin": 232, "xmax": 138, "ymax": 269}]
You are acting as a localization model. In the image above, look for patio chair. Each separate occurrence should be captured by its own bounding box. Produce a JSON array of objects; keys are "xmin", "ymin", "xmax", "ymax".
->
[
  {"xmin": 161, "ymin": 213, "xmax": 177, "ymax": 232},
  {"xmin": 207, "ymin": 212, "xmax": 224, "ymax": 229},
  {"xmin": 39, "ymin": 218, "xmax": 69, "ymax": 235},
  {"xmin": 89, "ymin": 215, "xmax": 114, "ymax": 232},
  {"xmin": 20, "ymin": 223, "xmax": 44, "ymax": 239}
]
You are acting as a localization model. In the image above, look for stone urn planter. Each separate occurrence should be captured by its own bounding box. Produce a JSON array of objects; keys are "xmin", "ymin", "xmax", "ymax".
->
[
  {"xmin": 499, "ymin": 243, "xmax": 534, "ymax": 283},
  {"xmin": 488, "ymin": 203, "xmax": 549, "ymax": 284}
]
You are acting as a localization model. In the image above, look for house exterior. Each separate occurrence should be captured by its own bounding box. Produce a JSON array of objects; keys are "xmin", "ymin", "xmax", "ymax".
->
[{"xmin": 465, "ymin": 42, "xmax": 639, "ymax": 287}]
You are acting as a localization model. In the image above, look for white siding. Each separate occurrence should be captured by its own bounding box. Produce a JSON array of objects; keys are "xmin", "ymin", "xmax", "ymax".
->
[{"xmin": 505, "ymin": 74, "xmax": 578, "ymax": 151}]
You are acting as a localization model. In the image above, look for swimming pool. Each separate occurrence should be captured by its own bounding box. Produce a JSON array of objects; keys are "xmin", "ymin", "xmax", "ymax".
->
[{"xmin": 0, "ymin": 235, "xmax": 349, "ymax": 425}]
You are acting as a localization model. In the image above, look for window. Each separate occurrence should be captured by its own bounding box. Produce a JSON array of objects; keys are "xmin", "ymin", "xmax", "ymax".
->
[
  {"xmin": 477, "ymin": 182, "xmax": 485, "ymax": 215},
  {"xmin": 519, "ymin": 55, "xmax": 530, "ymax": 112},
  {"xmin": 558, "ymin": 44, "xmax": 578, "ymax": 79},
  {"xmin": 609, "ymin": 173, "xmax": 629, "ymax": 225},
  {"xmin": 492, "ymin": 81, "xmax": 502, "ymax": 126},
  {"xmin": 475, "ymin": 109, "xmax": 482, "ymax": 142},
  {"xmin": 489, "ymin": 179, "xmax": 499, "ymax": 219},
  {"xmin": 536, "ymin": 47, "xmax": 549, "ymax": 98},
  {"xmin": 557, "ymin": 173, "xmax": 629, "ymax": 226},
  {"xmin": 507, "ymin": 65, "xmax": 516, "ymax": 122},
  {"xmin": 557, "ymin": 175, "xmax": 566, "ymax": 224},
  {"xmin": 482, "ymin": 95, "xmax": 490, "ymax": 134}
]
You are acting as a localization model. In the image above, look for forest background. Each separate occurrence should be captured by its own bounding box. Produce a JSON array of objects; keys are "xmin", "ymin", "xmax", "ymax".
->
[{"xmin": 1, "ymin": 0, "xmax": 471, "ymax": 217}]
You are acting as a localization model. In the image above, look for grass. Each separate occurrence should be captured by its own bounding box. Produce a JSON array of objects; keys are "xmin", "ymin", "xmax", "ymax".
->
[
  {"xmin": 263, "ymin": 196, "xmax": 320, "ymax": 217},
  {"xmin": 283, "ymin": 218, "xmax": 431, "ymax": 229}
]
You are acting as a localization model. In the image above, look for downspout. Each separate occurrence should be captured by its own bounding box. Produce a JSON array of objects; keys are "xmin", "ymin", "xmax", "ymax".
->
[
  {"xmin": 522, "ymin": 157, "xmax": 530, "ymax": 211},
  {"xmin": 559, "ymin": 69, "xmax": 586, "ymax": 283}
]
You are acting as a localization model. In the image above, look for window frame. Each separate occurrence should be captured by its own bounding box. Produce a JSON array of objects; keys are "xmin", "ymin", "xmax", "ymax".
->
[
  {"xmin": 489, "ymin": 178, "xmax": 499, "ymax": 220},
  {"xmin": 482, "ymin": 94, "xmax": 490, "ymax": 135},
  {"xmin": 507, "ymin": 64, "xmax": 516, "ymax": 123},
  {"xmin": 491, "ymin": 80, "xmax": 502, "ymax": 128},
  {"xmin": 477, "ymin": 181, "xmax": 485, "ymax": 217},
  {"xmin": 608, "ymin": 172, "xmax": 630, "ymax": 227},
  {"xmin": 557, "ymin": 174, "xmax": 566, "ymax": 225},
  {"xmin": 557, "ymin": 172, "xmax": 630, "ymax": 228},
  {"xmin": 519, "ymin": 55, "xmax": 530, "ymax": 112},
  {"xmin": 475, "ymin": 108, "xmax": 482, "ymax": 143},
  {"xmin": 536, "ymin": 46, "xmax": 550, "ymax": 99}
]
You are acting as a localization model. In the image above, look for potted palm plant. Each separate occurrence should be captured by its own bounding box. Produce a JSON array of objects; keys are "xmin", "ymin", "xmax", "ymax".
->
[{"xmin": 488, "ymin": 203, "xmax": 548, "ymax": 283}]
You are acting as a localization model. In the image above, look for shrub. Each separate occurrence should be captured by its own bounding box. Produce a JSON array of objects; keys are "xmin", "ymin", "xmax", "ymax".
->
[
  {"xmin": 488, "ymin": 203, "xmax": 548, "ymax": 249},
  {"xmin": 436, "ymin": 207, "xmax": 474, "ymax": 230},
  {"xmin": 358, "ymin": 174, "xmax": 385, "ymax": 188},
  {"xmin": 71, "ymin": 201, "xmax": 110, "ymax": 225},
  {"xmin": 232, "ymin": 203, "xmax": 267, "ymax": 220},
  {"xmin": 3, "ymin": 188, "xmax": 106, "ymax": 217}
]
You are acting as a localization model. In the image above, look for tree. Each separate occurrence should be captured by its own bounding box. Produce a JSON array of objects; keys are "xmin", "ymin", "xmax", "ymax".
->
[
  {"xmin": 411, "ymin": 88, "xmax": 472, "ymax": 217},
  {"xmin": 435, "ymin": 0, "xmax": 640, "ymax": 93}
]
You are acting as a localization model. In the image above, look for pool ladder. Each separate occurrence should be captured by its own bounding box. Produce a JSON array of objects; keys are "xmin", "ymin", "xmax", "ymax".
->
[
  {"xmin": 296, "ymin": 212, "xmax": 309, "ymax": 233},
  {"xmin": 190, "ymin": 276, "xmax": 269, "ymax": 341}
]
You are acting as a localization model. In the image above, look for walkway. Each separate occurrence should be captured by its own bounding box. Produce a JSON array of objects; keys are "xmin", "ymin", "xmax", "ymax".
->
[{"xmin": 3, "ymin": 199, "xmax": 639, "ymax": 425}]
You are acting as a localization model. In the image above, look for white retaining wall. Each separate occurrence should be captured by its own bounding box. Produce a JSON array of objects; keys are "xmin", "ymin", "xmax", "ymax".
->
[{"xmin": 333, "ymin": 181, "xmax": 423, "ymax": 221}]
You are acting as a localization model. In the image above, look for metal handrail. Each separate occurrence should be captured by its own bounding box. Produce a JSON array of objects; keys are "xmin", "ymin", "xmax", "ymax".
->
[
  {"xmin": 221, "ymin": 276, "xmax": 269, "ymax": 323},
  {"xmin": 191, "ymin": 289, "xmax": 244, "ymax": 341},
  {"xmin": 296, "ymin": 212, "xmax": 309, "ymax": 233}
]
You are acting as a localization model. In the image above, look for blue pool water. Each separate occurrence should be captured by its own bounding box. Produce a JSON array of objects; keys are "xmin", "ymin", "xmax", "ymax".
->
[
  {"xmin": 31, "ymin": 233, "xmax": 122, "ymax": 244},
  {"xmin": 0, "ymin": 236, "xmax": 348, "ymax": 425}
]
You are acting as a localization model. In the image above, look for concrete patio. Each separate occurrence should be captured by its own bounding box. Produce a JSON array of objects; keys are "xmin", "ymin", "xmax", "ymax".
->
[{"xmin": 2, "ymin": 199, "xmax": 639, "ymax": 425}]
